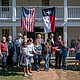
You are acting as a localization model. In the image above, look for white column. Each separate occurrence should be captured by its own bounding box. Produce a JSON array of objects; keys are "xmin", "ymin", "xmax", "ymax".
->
[
  {"xmin": 12, "ymin": 26, "xmax": 16, "ymax": 41},
  {"xmin": 13, "ymin": 26, "xmax": 17, "ymax": 62},
  {"xmin": 12, "ymin": 0, "xmax": 16, "ymax": 21},
  {"xmin": 64, "ymin": 0, "xmax": 68, "ymax": 22},
  {"xmin": 63, "ymin": 26, "xmax": 67, "ymax": 45},
  {"xmin": 45, "ymin": 33, "xmax": 48, "ymax": 42}
]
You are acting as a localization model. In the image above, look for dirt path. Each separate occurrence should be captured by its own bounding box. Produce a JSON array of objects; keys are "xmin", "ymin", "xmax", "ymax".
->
[
  {"xmin": 24, "ymin": 61, "xmax": 80, "ymax": 80},
  {"xmin": 24, "ymin": 68, "xmax": 59, "ymax": 80}
]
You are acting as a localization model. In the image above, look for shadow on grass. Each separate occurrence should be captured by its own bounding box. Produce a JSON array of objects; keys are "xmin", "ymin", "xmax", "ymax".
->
[
  {"xmin": 66, "ymin": 65, "xmax": 80, "ymax": 71},
  {"xmin": 0, "ymin": 66, "xmax": 24, "ymax": 76}
]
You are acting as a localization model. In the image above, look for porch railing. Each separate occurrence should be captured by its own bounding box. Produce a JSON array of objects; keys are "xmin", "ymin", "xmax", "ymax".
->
[
  {"xmin": 0, "ymin": 6, "xmax": 12, "ymax": 20},
  {"xmin": 16, "ymin": 6, "xmax": 64, "ymax": 20},
  {"xmin": 0, "ymin": 6, "xmax": 80, "ymax": 20},
  {"xmin": 68, "ymin": 6, "xmax": 80, "ymax": 20}
]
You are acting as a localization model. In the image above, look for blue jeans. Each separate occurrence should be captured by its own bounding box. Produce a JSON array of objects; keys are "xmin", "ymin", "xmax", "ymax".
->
[
  {"xmin": 62, "ymin": 56, "xmax": 67, "ymax": 68},
  {"xmin": 34, "ymin": 54, "xmax": 41, "ymax": 70},
  {"xmin": 55, "ymin": 52, "xmax": 62, "ymax": 67},
  {"xmin": 2, "ymin": 52, "xmax": 7, "ymax": 69},
  {"xmin": 16, "ymin": 47, "xmax": 20, "ymax": 65},
  {"xmin": 44, "ymin": 54, "xmax": 50, "ymax": 69},
  {"xmin": 29, "ymin": 57, "xmax": 32, "ymax": 67},
  {"xmin": 49, "ymin": 53, "xmax": 52, "ymax": 66}
]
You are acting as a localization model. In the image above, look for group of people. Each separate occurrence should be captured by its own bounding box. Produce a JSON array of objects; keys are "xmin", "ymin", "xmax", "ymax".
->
[
  {"xmin": 0, "ymin": 36, "xmax": 15, "ymax": 71},
  {"xmin": 0, "ymin": 33, "xmax": 80, "ymax": 77}
]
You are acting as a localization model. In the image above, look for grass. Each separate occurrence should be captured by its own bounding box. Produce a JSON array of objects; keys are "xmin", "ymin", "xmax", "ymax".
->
[
  {"xmin": 0, "ymin": 66, "xmax": 24, "ymax": 80},
  {"xmin": 0, "ymin": 62, "xmax": 80, "ymax": 80}
]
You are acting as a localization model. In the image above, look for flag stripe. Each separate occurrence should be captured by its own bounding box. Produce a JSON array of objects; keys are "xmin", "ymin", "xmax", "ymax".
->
[
  {"xmin": 50, "ymin": 15, "xmax": 55, "ymax": 32},
  {"xmin": 20, "ymin": 7, "xmax": 36, "ymax": 32}
]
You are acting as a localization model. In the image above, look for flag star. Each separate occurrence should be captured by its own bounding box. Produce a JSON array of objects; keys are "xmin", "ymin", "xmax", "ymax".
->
[{"xmin": 47, "ymin": 10, "xmax": 51, "ymax": 15}]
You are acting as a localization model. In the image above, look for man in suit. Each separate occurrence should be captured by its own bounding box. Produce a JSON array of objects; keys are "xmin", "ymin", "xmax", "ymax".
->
[
  {"xmin": 47, "ymin": 33, "xmax": 54, "ymax": 47},
  {"xmin": 47, "ymin": 33, "xmax": 54, "ymax": 67}
]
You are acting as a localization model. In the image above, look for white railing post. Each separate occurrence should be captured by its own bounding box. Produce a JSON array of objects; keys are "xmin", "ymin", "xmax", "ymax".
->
[
  {"xmin": 12, "ymin": 26, "xmax": 16, "ymax": 41},
  {"xmin": 12, "ymin": 0, "xmax": 16, "ymax": 21},
  {"xmin": 12, "ymin": 26, "xmax": 17, "ymax": 62},
  {"xmin": 64, "ymin": 0, "xmax": 68, "ymax": 21},
  {"xmin": 63, "ymin": 25, "xmax": 67, "ymax": 45}
]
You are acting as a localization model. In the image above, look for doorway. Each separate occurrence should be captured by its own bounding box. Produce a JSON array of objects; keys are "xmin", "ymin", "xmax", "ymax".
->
[
  {"xmin": 54, "ymin": 27, "xmax": 63, "ymax": 41},
  {"xmin": 48, "ymin": 27, "xmax": 63, "ymax": 41}
]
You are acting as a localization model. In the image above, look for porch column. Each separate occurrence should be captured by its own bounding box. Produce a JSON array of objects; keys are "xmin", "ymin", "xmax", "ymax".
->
[
  {"xmin": 12, "ymin": 26, "xmax": 16, "ymax": 41},
  {"xmin": 45, "ymin": 33, "xmax": 48, "ymax": 42},
  {"xmin": 12, "ymin": 0, "xmax": 16, "ymax": 21},
  {"xmin": 13, "ymin": 26, "xmax": 17, "ymax": 62},
  {"xmin": 64, "ymin": 0, "xmax": 68, "ymax": 21},
  {"xmin": 63, "ymin": 26, "xmax": 67, "ymax": 45}
]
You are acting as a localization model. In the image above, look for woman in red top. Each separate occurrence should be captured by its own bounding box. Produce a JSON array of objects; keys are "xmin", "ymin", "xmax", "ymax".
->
[{"xmin": 0, "ymin": 37, "xmax": 8, "ymax": 71}]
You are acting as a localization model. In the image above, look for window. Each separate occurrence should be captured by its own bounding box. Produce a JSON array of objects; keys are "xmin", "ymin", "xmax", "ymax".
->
[
  {"xmin": 42, "ymin": 0, "xmax": 49, "ymax": 6},
  {"xmin": 1, "ymin": 0, "xmax": 9, "ymax": 11},
  {"xmin": 2, "ymin": 29, "xmax": 9, "ymax": 38},
  {"xmin": 2, "ymin": 0, "xmax": 9, "ymax": 6}
]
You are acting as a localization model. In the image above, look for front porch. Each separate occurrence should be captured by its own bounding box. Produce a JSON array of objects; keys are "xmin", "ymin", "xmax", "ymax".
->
[
  {"xmin": 0, "ymin": 6, "xmax": 80, "ymax": 21},
  {"xmin": 0, "ymin": 6, "xmax": 80, "ymax": 46}
]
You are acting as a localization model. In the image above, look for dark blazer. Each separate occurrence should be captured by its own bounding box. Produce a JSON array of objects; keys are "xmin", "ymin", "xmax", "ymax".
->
[
  {"xmin": 7, "ymin": 41, "xmax": 15, "ymax": 55},
  {"xmin": 47, "ymin": 38, "xmax": 54, "ymax": 47}
]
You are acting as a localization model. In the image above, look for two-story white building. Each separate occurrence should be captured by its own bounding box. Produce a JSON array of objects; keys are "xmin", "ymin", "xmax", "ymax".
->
[{"xmin": 0, "ymin": 0, "xmax": 80, "ymax": 47}]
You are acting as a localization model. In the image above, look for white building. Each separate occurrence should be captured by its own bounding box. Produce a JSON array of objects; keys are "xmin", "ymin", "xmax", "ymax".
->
[{"xmin": 0, "ymin": 0, "xmax": 80, "ymax": 47}]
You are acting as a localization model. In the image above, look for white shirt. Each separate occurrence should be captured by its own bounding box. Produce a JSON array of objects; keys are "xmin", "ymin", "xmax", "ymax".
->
[
  {"xmin": 51, "ymin": 38, "xmax": 54, "ymax": 44},
  {"xmin": 27, "ymin": 43, "xmax": 35, "ymax": 53},
  {"xmin": 22, "ymin": 46, "xmax": 33, "ymax": 57},
  {"xmin": 15, "ymin": 38, "xmax": 23, "ymax": 47},
  {"xmin": 40, "ymin": 38, "xmax": 44, "ymax": 44}
]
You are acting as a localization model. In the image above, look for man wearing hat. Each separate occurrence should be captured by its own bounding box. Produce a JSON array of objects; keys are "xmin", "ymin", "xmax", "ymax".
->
[{"xmin": 15, "ymin": 33, "xmax": 23, "ymax": 66}]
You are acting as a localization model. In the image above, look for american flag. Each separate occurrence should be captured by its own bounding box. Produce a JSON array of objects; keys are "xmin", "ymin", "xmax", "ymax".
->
[{"xmin": 20, "ymin": 7, "xmax": 36, "ymax": 32}]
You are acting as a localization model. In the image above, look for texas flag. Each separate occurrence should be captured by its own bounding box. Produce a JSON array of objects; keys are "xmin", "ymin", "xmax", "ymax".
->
[{"xmin": 42, "ymin": 7, "xmax": 56, "ymax": 33}]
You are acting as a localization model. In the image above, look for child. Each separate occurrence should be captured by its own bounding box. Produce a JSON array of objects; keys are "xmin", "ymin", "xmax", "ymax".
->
[
  {"xmin": 21, "ymin": 42, "xmax": 33, "ymax": 77},
  {"xmin": 61, "ymin": 41, "xmax": 69, "ymax": 69},
  {"xmin": 44, "ymin": 42, "xmax": 51, "ymax": 71},
  {"xmin": 74, "ymin": 38, "xmax": 80, "ymax": 69}
]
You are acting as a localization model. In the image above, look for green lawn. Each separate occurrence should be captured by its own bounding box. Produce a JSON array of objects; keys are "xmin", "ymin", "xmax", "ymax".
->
[
  {"xmin": 0, "ymin": 66, "xmax": 24, "ymax": 80},
  {"xmin": 0, "ymin": 64, "xmax": 80, "ymax": 80}
]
